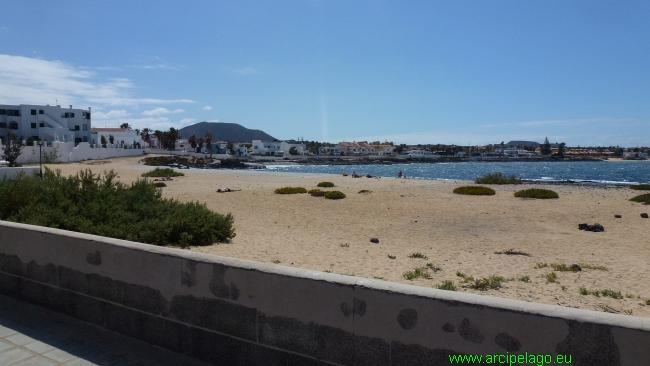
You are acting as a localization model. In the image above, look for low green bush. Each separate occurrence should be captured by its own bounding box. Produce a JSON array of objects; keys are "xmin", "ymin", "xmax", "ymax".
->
[
  {"xmin": 514, "ymin": 188, "xmax": 559, "ymax": 199},
  {"xmin": 630, "ymin": 184, "xmax": 650, "ymax": 190},
  {"xmin": 630, "ymin": 193, "xmax": 650, "ymax": 204},
  {"xmin": 453, "ymin": 186, "xmax": 496, "ymax": 195},
  {"xmin": 308, "ymin": 189, "xmax": 326, "ymax": 197},
  {"xmin": 0, "ymin": 169, "xmax": 235, "ymax": 247},
  {"xmin": 141, "ymin": 168, "xmax": 185, "ymax": 178},
  {"xmin": 403, "ymin": 267, "xmax": 431, "ymax": 280},
  {"xmin": 475, "ymin": 172, "xmax": 522, "ymax": 184},
  {"xmin": 324, "ymin": 191, "xmax": 346, "ymax": 199},
  {"xmin": 274, "ymin": 187, "xmax": 307, "ymax": 194},
  {"xmin": 153, "ymin": 182, "xmax": 167, "ymax": 187},
  {"xmin": 317, "ymin": 181, "xmax": 335, "ymax": 187},
  {"xmin": 470, "ymin": 276, "xmax": 504, "ymax": 290},
  {"xmin": 437, "ymin": 280, "xmax": 457, "ymax": 291}
]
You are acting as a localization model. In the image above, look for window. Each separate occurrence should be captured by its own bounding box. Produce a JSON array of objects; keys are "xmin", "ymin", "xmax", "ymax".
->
[
  {"xmin": 31, "ymin": 109, "xmax": 37, "ymax": 115},
  {"xmin": 0, "ymin": 109, "xmax": 6, "ymax": 115},
  {"xmin": 83, "ymin": 124, "xmax": 87, "ymax": 131},
  {"xmin": 39, "ymin": 122, "xmax": 45, "ymax": 127},
  {"xmin": 0, "ymin": 122, "xmax": 6, "ymax": 129},
  {"xmin": 70, "ymin": 112, "xmax": 75, "ymax": 118},
  {"xmin": 31, "ymin": 123, "xmax": 36, "ymax": 129},
  {"xmin": 7, "ymin": 110, "xmax": 20, "ymax": 116},
  {"xmin": 74, "ymin": 125, "xmax": 80, "ymax": 131},
  {"xmin": 83, "ymin": 136, "xmax": 88, "ymax": 142},
  {"xmin": 39, "ymin": 110, "xmax": 44, "ymax": 114},
  {"xmin": 9, "ymin": 122, "xmax": 18, "ymax": 130},
  {"xmin": 75, "ymin": 138, "xmax": 82, "ymax": 144}
]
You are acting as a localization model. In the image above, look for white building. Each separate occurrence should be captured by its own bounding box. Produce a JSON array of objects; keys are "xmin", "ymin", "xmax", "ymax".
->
[
  {"xmin": 0, "ymin": 104, "xmax": 92, "ymax": 145},
  {"xmin": 91, "ymin": 128, "xmax": 144, "ymax": 148}
]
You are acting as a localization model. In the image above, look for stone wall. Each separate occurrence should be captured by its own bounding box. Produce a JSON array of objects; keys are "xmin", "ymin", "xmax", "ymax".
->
[{"xmin": 0, "ymin": 220, "xmax": 648, "ymax": 365}]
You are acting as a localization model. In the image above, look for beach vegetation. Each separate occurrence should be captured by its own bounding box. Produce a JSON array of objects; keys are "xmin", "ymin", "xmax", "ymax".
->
[
  {"xmin": 456, "ymin": 271, "xmax": 475, "ymax": 283},
  {"xmin": 470, "ymin": 276, "xmax": 504, "ymax": 290},
  {"xmin": 630, "ymin": 184, "xmax": 650, "ymax": 190},
  {"xmin": 551, "ymin": 263, "xmax": 582, "ymax": 272},
  {"xmin": 475, "ymin": 172, "xmax": 522, "ymax": 185},
  {"xmin": 1, "ymin": 132, "xmax": 23, "ymax": 167},
  {"xmin": 339, "ymin": 243, "xmax": 349, "ymax": 248},
  {"xmin": 324, "ymin": 191, "xmax": 346, "ymax": 199},
  {"xmin": 0, "ymin": 168, "xmax": 236, "ymax": 246},
  {"xmin": 453, "ymin": 186, "xmax": 496, "ymax": 195},
  {"xmin": 518, "ymin": 275, "xmax": 530, "ymax": 283},
  {"xmin": 141, "ymin": 168, "xmax": 185, "ymax": 178},
  {"xmin": 426, "ymin": 263, "xmax": 441, "ymax": 272},
  {"xmin": 535, "ymin": 262, "xmax": 549, "ymax": 269},
  {"xmin": 408, "ymin": 252, "xmax": 428, "ymax": 259},
  {"xmin": 545, "ymin": 272, "xmax": 558, "ymax": 283},
  {"xmin": 274, "ymin": 186, "xmax": 307, "ymax": 194},
  {"xmin": 317, "ymin": 181, "xmax": 335, "ymax": 187},
  {"xmin": 494, "ymin": 249, "xmax": 530, "ymax": 256},
  {"xmin": 153, "ymin": 182, "xmax": 166, "ymax": 187},
  {"xmin": 308, "ymin": 189, "xmax": 326, "ymax": 197},
  {"xmin": 579, "ymin": 287, "xmax": 623, "ymax": 299},
  {"xmin": 271, "ymin": 259, "xmax": 281, "ymax": 264},
  {"xmin": 514, "ymin": 188, "xmax": 559, "ymax": 199},
  {"xmin": 629, "ymin": 193, "xmax": 650, "ymax": 204},
  {"xmin": 437, "ymin": 280, "xmax": 457, "ymax": 291},
  {"xmin": 403, "ymin": 267, "xmax": 431, "ymax": 280},
  {"xmin": 358, "ymin": 189, "xmax": 372, "ymax": 194}
]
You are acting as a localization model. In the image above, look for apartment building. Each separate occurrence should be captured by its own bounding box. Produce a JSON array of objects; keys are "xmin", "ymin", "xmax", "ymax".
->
[{"xmin": 0, "ymin": 104, "xmax": 92, "ymax": 145}]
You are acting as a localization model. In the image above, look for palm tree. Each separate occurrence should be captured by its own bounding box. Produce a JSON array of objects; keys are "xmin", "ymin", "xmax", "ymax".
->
[
  {"xmin": 204, "ymin": 130, "xmax": 213, "ymax": 158},
  {"xmin": 188, "ymin": 135, "xmax": 197, "ymax": 152},
  {"xmin": 153, "ymin": 130, "xmax": 163, "ymax": 149},
  {"xmin": 120, "ymin": 123, "xmax": 131, "ymax": 130}
]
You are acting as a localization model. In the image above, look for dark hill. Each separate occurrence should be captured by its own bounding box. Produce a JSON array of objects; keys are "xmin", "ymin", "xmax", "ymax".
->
[{"xmin": 178, "ymin": 122, "xmax": 276, "ymax": 143}]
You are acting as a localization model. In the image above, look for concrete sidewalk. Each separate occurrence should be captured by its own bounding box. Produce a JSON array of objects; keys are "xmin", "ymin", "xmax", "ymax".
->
[{"xmin": 0, "ymin": 294, "xmax": 213, "ymax": 366}]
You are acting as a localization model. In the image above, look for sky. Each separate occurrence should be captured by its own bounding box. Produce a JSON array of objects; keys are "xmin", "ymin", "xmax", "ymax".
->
[{"xmin": 0, "ymin": 1, "xmax": 648, "ymax": 146}]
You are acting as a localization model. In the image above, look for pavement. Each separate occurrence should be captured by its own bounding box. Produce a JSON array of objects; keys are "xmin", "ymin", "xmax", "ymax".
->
[{"xmin": 0, "ymin": 294, "xmax": 213, "ymax": 366}]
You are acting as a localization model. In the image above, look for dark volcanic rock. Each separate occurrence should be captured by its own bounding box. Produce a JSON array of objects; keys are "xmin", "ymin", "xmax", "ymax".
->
[
  {"xmin": 641, "ymin": 213, "xmax": 649, "ymax": 219},
  {"xmin": 370, "ymin": 238, "xmax": 379, "ymax": 244},
  {"xmin": 570, "ymin": 264, "xmax": 582, "ymax": 272},
  {"xmin": 578, "ymin": 223, "xmax": 604, "ymax": 232},
  {"xmin": 614, "ymin": 215, "xmax": 621, "ymax": 218}
]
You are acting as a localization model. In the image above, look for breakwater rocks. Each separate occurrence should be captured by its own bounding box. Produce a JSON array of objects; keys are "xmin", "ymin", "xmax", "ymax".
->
[{"xmin": 141, "ymin": 156, "xmax": 266, "ymax": 170}]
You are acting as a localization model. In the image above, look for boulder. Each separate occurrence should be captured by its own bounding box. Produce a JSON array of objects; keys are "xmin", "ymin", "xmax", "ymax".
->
[
  {"xmin": 641, "ymin": 213, "xmax": 649, "ymax": 219},
  {"xmin": 570, "ymin": 264, "xmax": 582, "ymax": 272},
  {"xmin": 578, "ymin": 223, "xmax": 605, "ymax": 232},
  {"xmin": 614, "ymin": 215, "xmax": 622, "ymax": 218},
  {"xmin": 370, "ymin": 238, "xmax": 379, "ymax": 243}
]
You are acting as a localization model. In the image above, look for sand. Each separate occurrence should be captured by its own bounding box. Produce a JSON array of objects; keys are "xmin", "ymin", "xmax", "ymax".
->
[{"xmin": 46, "ymin": 156, "xmax": 650, "ymax": 317}]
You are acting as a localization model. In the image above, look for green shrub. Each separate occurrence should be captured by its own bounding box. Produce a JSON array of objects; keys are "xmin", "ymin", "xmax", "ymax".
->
[
  {"xmin": 141, "ymin": 168, "xmax": 185, "ymax": 178},
  {"xmin": 545, "ymin": 272, "xmax": 558, "ymax": 283},
  {"xmin": 408, "ymin": 252, "xmax": 428, "ymax": 259},
  {"xmin": 0, "ymin": 169, "xmax": 235, "ymax": 246},
  {"xmin": 579, "ymin": 287, "xmax": 623, "ymax": 299},
  {"xmin": 275, "ymin": 187, "xmax": 307, "ymax": 194},
  {"xmin": 470, "ymin": 276, "xmax": 504, "ymax": 290},
  {"xmin": 514, "ymin": 188, "xmax": 559, "ymax": 199},
  {"xmin": 308, "ymin": 189, "xmax": 326, "ymax": 197},
  {"xmin": 475, "ymin": 172, "xmax": 522, "ymax": 184},
  {"xmin": 630, "ymin": 193, "xmax": 650, "ymax": 204},
  {"xmin": 403, "ymin": 267, "xmax": 431, "ymax": 280},
  {"xmin": 494, "ymin": 249, "xmax": 530, "ymax": 256},
  {"xmin": 630, "ymin": 184, "xmax": 650, "ymax": 190},
  {"xmin": 453, "ymin": 186, "xmax": 496, "ymax": 196},
  {"xmin": 324, "ymin": 191, "xmax": 346, "ymax": 199},
  {"xmin": 317, "ymin": 181, "xmax": 335, "ymax": 187},
  {"xmin": 153, "ymin": 182, "xmax": 167, "ymax": 188},
  {"xmin": 437, "ymin": 280, "xmax": 457, "ymax": 291}
]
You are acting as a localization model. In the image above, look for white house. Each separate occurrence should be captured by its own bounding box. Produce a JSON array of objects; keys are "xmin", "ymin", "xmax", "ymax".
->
[
  {"xmin": 0, "ymin": 104, "xmax": 92, "ymax": 145},
  {"xmin": 91, "ymin": 128, "xmax": 144, "ymax": 147},
  {"xmin": 252, "ymin": 140, "xmax": 283, "ymax": 156}
]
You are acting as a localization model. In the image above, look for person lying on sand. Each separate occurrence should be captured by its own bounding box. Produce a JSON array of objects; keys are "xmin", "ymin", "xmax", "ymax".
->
[{"xmin": 217, "ymin": 188, "xmax": 241, "ymax": 193}]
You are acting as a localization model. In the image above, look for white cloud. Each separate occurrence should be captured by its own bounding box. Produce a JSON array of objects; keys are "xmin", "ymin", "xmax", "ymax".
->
[
  {"xmin": 93, "ymin": 110, "xmax": 131, "ymax": 119},
  {"xmin": 179, "ymin": 118, "xmax": 196, "ymax": 126},
  {"xmin": 0, "ymin": 54, "xmax": 195, "ymax": 107},
  {"xmin": 202, "ymin": 105, "xmax": 212, "ymax": 110},
  {"xmin": 141, "ymin": 108, "xmax": 184, "ymax": 116},
  {"xmin": 130, "ymin": 64, "xmax": 174, "ymax": 70}
]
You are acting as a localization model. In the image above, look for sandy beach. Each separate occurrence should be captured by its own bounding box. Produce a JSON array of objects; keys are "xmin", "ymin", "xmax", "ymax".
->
[{"xmin": 46, "ymin": 156, "xmax": 650, "ymax": 317}]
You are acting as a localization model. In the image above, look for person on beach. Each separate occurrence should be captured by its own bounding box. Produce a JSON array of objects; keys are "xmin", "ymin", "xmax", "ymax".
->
[
  {"xmin": 398, "ymin": 171, "xmax": 402, "ymax": 178},
  {"xmin": 217, "ymin": 188, "xmax": 241, "ymax": 192}
]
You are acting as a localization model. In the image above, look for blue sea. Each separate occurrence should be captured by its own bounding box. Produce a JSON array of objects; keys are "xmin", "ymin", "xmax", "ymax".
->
[{"xmin": 264, "ymin": 160, "xmax": 650, "ymax": 185}]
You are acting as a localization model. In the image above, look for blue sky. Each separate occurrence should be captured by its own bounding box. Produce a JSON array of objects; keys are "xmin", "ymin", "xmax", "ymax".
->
[{"xmin": 0, "ymin": 1, "xmax": 648, "ymax": 146}]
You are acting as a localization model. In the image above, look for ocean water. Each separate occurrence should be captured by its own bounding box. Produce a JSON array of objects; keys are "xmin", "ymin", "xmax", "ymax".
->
[{"xmin": 264, "ymin": 160, "xmax": 650, "ymax": 185}]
